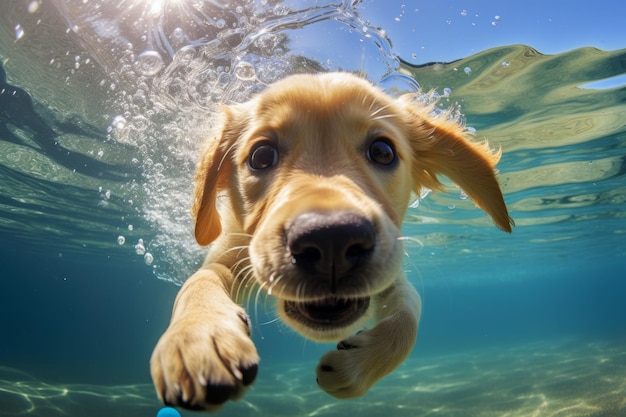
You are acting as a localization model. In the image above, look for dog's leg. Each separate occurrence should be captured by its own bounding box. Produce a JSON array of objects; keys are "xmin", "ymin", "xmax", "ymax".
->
[
  {"xmin": 316, "ymin": 276, "xmax": 421, "ymax": 398},
  {"xmin": 150, "ymin": 263, "xmax": 259, "ymax": 411}
]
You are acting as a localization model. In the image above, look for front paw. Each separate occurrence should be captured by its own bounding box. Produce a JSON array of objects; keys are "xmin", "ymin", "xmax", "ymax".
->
[
  {"xmin": 316, "ymin": 331, "xmax": 374, "ymax": 399},
  {"xmin": 150, "ymin": 307, "xmax": 259, "ymax": 411},
  {"xmin": 316, "ymin": 324, "xmax": 414, "ymax": 399}
]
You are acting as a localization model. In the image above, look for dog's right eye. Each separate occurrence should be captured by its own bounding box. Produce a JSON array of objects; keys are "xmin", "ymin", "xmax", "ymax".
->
[
  {"xmin": 367, "ymin": 138, "xmax": 397, "ymax": 167},
  {"xmin": 248, "ymin": 142, "xmax": 279, "ymax": 171}
]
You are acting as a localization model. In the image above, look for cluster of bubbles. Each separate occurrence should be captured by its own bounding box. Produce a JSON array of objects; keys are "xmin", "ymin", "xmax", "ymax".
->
[
  {"xmin": 459, "ymin": 9, "xmax": 503, "ymax": 27},
  {"xmin": 97, "ymin": 186, "xmax": 112, "ymax": 208},
  {"xmin": 116, "ymin": 228, "xmax": 154, "ymax": 266}
]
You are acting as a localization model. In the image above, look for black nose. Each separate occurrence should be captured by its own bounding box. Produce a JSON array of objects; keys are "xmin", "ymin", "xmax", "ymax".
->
[{"xmin": 286, "ymin": 211, "xmax": 376, "ymax": 291}]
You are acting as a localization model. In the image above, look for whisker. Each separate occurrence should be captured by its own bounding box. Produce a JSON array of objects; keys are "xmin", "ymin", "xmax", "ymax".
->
[
  {"xmin": 267, "ymin": 273, "xmax": 284, "ymax": 297},
  {"xmin": 397, "ymin": 235, "xmax": 424, "ymax": 249},
  {"xmin": 226, "ymin": 232, "xmax": 254, "ymax": 238},
  {"xmin": 295, "ymin": 279, "xmax": 307, "ymax": 303},
  {"xmin": 244, "ymin": 269, "xmax": 260, "ymax": 303},
  {"xmin": 231, "ymin": 255, "xmax": 252, "ymax": 273},
  {"xmin": 403, "ymin": 254, "xmax": 426, "ymax": 307},
  {"xmin": 220, "ymin": 244, "xmax": 250, "ymax": 257},
  {"xmin": 258, "ymin": 317, "xmax": 280, "ymax": 326},
  {"xmin": 236, "ymin": 265, "xmax": 256, "ymax": 306},
  {"xmin": 253, "ymin": 280, "xmax": 269, "ymax": 327},
  {"xmin": 249, "ymin": 280, "xmax": 271, "ymax": 338}
]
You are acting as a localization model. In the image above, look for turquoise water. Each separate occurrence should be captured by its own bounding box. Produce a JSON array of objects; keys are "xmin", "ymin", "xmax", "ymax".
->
[{"xmin": 1, "ymin": 1, "xmax": 625, "ymax": 416}]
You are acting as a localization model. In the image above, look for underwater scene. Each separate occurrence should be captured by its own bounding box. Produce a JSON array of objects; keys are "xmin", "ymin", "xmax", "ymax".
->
[{"xmin": 1, "ymin": 0, "xmax": 625, "ymax": 416}]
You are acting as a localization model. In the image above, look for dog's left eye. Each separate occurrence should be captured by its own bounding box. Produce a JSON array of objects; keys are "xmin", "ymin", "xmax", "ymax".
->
[
  {"xmin": 367, "ymin": 138, "xmax": 397, "ymax": 166},
  {"xmin": 249, "ymin": 142, "xmax": 279, "ymax": 171}
]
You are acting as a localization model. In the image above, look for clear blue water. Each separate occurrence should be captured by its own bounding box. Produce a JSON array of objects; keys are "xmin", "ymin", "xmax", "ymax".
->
[{"xmin": 1, "ymin": 1, "xmax": 625, "ymax": 416}]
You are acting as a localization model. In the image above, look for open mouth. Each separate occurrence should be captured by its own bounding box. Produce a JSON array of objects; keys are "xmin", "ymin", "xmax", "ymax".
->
[{"xmin": 284, "ymin": 296, "xmax": 370, "ymax": 327}]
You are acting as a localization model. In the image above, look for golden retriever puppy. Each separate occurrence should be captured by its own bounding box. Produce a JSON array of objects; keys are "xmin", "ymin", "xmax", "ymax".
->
[{"xmin": 150, "ymin": 72, "xmax": 513, "ymax": 411}]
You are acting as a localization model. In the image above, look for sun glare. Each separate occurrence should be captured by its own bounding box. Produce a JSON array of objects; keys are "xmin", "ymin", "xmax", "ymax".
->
[{"xmin": 149, "ymin": 0, "xmax": 164, "ymax": 17}]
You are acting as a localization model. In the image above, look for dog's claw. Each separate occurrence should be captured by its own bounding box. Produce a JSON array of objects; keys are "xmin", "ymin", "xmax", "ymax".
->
[
  {"xmin": 241, "ymin": 363, "xmax": 258, "ymax": 386},
  {"xmin": 337, "ymin": 340, "xmax": 358, "ymax": 350},
  {"xmin": 178, "ymin": 397, "xmax": 205, "ymax": 411},
  {"xmin": 205, "ymin": 384, "xmax": 235, "ymax": 405}
]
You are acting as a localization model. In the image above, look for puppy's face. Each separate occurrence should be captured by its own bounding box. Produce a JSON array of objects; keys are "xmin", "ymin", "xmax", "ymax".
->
[
  {"xmin": 235, "ymin": 76, "xmax": 414, "ymax": 341},
  {"xmin": 193, "ymin": 73, "xmax": 513, "ymax": 342}
]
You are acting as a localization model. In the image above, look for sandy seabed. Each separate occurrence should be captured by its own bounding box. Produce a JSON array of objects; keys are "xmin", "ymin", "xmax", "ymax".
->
[{"xmin": 1, "ymin": 337, "xmax": 624, "ymax": 417}]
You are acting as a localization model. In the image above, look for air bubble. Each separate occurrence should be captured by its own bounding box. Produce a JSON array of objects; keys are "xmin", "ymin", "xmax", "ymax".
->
[
  {"xmin": 501, "ymin": 61, "xmax": 510, "ymax": 67},
  {"xmin": 216, "ymin": 19, "xmax": 226, "ymax": 28},
  {"xmin": 234, "ymin": 61, "xmax": 256, "ymax": 81},
  {"xmin": 172, "ymin": 27, "xmax": 184, "ymax": 38},
  {"xmin": 144, "ymin": 252, "xmax": 154, "ymax": 265},
  {"xmin": 135, "ymin": 239, "xmax": 146, "ymax": 255},
  {"xmin": 443, "ymin": 87, "xmax": 452, "ymax": 97},
  {"xmin": 464, "ymin": 67, "xmax": 472, "ymax": 75},
  {"xmin": 28, "ymin": 1, "xmax": 40, "ymax": 13},
  {"xmin": 128, "ymin": 224, "xmax": 134, "ymax": 231},
  {"xmin": 112, "ymin": 115, "xmax": 127, "ymax": 130},
  {"xmin": 135, "ymin": 50, "xmax": 164, "ymax": 76},
  {"xmin": 117, "ymin": 235, "xmax": 126, "ymax": 245},
  {"xmin": 131, "ymin": 114, "xmax": 148, "ymax": 132},
  {"xmin": 14, "ymin": 24, "xmax": 24, "ymax": 41}
]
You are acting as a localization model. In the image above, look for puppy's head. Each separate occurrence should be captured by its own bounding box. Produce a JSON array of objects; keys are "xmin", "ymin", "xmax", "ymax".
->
[{"xmin": 193, "ymin": 72, "xmax": 513, "ymax": 341}]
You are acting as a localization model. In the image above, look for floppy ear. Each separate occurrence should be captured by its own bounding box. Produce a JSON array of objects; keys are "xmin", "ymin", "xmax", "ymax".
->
[
  {"xmin": 399, "ymin": 96, "xmax": 514, "ymax": 232},
  {"xmin": 192, "ymin": 107, "xmax": 240, "ymax": 245}
]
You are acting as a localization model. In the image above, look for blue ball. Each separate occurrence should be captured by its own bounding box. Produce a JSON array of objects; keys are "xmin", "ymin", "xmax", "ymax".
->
[{"xmin": 156, "ymin": 407, "xmax": 182, "ymax": 417}]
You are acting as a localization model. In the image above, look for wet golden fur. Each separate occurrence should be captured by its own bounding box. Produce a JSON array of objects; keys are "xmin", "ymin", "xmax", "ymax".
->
[{"xmin": 150, "ymin": 72, "xmax": 513, "ymax": 411}]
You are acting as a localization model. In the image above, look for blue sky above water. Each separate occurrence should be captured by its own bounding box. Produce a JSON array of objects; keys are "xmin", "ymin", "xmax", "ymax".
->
[{"xmin": 361, "ymin": 0, "xmax": 625, "ymax": 64}]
